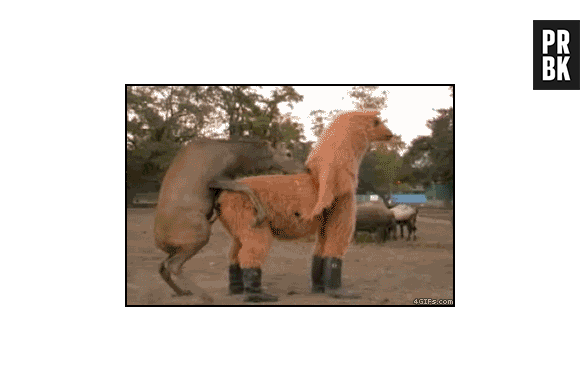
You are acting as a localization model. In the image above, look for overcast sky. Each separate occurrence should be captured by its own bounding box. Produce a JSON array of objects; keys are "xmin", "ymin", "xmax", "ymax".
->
[{"xmin": 262, "ymin": 85, "xmax": 453, "ymax": 145}]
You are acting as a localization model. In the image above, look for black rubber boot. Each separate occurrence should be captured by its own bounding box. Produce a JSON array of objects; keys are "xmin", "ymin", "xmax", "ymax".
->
[
  {"xmin": 322, "ymin": 257, "xmax": 342, "ymax": 289},
  {"xmin": 311, "ymin": 256, "xmax": 325, "ymax": 293},
  {"xmin": 228, "ymin": 264, "xmax": 244, "ymax": 295},
  {"xmin": 322, "ymin": 257, "xmax": 361, "ymax": 299},
  {"xmin": 242, "ymin": 268, "xmax": 278, "ymax": 303}
]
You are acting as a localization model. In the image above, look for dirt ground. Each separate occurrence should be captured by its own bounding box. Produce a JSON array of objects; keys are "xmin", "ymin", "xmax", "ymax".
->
[{"xmin": 126, "ymin": 206, "xmax": 454, "ymax": 306}]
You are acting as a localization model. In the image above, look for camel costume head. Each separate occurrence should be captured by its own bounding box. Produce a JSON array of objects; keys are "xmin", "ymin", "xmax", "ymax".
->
[{"xmin": 304, "ymin": 110, "xmax": 393, "ymax": 220}]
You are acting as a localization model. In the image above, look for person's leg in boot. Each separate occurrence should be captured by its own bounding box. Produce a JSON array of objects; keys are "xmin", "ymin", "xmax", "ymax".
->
[
  {"xmin": 237, "ymin": 226, "xmax": 277, "ymax": 302},
  {"xmin": 229, "ymin": 263, "xmax": 244, "ymax": 294},
  {"xmin": 227, "ymin": 238, "xmax": 244, "ymax": 295},
  {"xmin": 321, "ymin": 257, "xmax": 360, "ymax": 299},
  {"xmin": 242, "ymin": 267, "xmax": 277, "ymax": 302},
  {"xmin": 311, "ymin": 255, "xmax": 325, "ymax": 293},
  {"xmin": 311, "ymin": 209, "xmax": 329, "ymax": 293},
  {"xmin": 318, "ymin": 193, "xmax": 361, "ymax": 299}
]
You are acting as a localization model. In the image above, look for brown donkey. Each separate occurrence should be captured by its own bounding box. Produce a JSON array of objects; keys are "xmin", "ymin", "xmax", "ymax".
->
[
  {"xmin": 216, "ymin": 111, "xmax": 393, "ymax": 302},
  {"xmin": 154, "ymin": 138, "xmax": 303, "ymax": 302}
]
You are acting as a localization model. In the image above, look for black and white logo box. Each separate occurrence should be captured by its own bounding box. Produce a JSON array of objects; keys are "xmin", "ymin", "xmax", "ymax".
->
[{"xmin": 533, "ymin": 20, "xmax": 579, "ymax": 90}]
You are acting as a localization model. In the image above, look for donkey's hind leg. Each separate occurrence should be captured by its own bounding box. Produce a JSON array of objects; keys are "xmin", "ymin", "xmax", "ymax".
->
[
  {"xmin": 158, "ymin": 215, "xmax": 214, "ymax": 303},
  {"xmin": 159, "ymin": 252, "xmax": 213, "ymax": 303}
]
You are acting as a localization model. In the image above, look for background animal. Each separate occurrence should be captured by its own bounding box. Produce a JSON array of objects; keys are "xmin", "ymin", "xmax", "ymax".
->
[
  {"xmin": 154, "ymin": 138, "xmax": 303, "ymax": 301},
  {"xmin": 355, "ymin": 201, "xmax": 396, "ymax": 242},
  {"xmin": 217, "ymin": 111, "xmax": 393, "ymax": 302},
  {"xmin": 390, "ymin": 204, "xmax": 418, "ymax": 241}
]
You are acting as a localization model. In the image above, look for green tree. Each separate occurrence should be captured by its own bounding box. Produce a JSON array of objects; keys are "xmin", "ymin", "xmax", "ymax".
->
[
  {"xmin": 399, "ymin": 106, "xmax": 453, "ymax": 186},
  {"xmin": 126, "ymin": 86, "xmax": 219, "ymax": 203},
  {"xmin": 212, "ymin": 86, "xmax": 262, "ymax": 138},
  {"xmin": 308, "ymin": 109, "xmax": 341, "ymax": 138},
  {"xmin": 309, "ymin": 86, "xmax": 390, "ymax": 138},
  {"xmin": 127, "ymin": 86, "xmax": 217, "ymax": 145},
  {"xmin": 293, "ymin": 140, "xmax": 314, "ymax": 165},
  {"xmin": 426, "ymin": 107, "xmax": 453, "ymax": 183},
  {"xmin": 357, "ymin": 148, "xmax": 405, "ymax": 199},
  {"xmin": 210, "ymin": 86, "xmax": 304, "ymax": 144},
  {"xmin": 347, "ymin": 86, "xmax": 389, "ymax": 110},
  {"xmin": 126, "ymin": 86, "xmax": 305, "ymax": 204}
]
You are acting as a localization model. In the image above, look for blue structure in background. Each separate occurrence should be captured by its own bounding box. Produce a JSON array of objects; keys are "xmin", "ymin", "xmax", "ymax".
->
[
  {"xmin": 356, "ymin": 193, "xmax": 427, "ymax": 204},
  {"xmin": 390, "ymin": 194, "xmax": 427, "ymax": 204},
  {"xmin": 355, "ymin": 181, "xmax": 452, "ymax": 205}
]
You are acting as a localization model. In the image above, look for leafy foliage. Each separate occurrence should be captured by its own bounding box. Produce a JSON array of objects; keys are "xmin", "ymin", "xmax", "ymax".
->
[
  {"xmin": 347, "ymin": 86, "xmax": 388, "ymax": 110},
  {"xmin": 308, "ymin": 109, "xmax": 341, "ymax": 138},
  {"xmin": 357, "ymin": 149, "xmax": 404, "ymax": 199},
  {"xmin": 399, "ymin": 106, "xmax": 453, "ymax": 186},
  {"xmin": 126, "ymin": 86, "xmax": 305, "ymax": 198},
  {"xmin": 308, "ymin": 86, "xmax": 389, "ymax": 138},
  {"xmin": 292, "ymin": 141, "xmax": 315, "ymax": 165}
]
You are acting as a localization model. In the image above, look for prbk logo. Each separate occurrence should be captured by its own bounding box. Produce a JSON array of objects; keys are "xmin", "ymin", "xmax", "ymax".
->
[{"xmin": 533, "ymin": 20, "xmax": 579, "ymax": 90}]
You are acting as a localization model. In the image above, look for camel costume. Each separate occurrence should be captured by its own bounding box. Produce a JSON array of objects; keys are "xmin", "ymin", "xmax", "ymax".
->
[{"xmin": 217, "ymin": 110, "xmax": 393, "ymax": 302}]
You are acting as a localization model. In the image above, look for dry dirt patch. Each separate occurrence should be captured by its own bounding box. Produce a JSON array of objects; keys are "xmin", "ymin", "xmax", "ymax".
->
[{"xmin": 126, "ymin": 208, "xmax": 454, "ymax": 305}]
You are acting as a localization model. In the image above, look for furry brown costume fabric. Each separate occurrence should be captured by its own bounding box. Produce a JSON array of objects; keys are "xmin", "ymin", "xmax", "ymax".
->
[
  {"xmin": 305, "ymin": 110, "xmax": 391, "ymax": 220},
  {"xmin": 218, "ymin": 110, "xmax": 393, "ymax": 269}
]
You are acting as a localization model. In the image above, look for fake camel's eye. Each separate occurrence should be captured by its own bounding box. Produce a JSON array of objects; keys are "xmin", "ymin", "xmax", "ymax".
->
[
  {"xmin": 374, "ymin": 119, "xmax": 380, "ymax": 126},
  {"xmin": 286, "ymin": 152, "xmax": 292, "ymax": 158}
]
